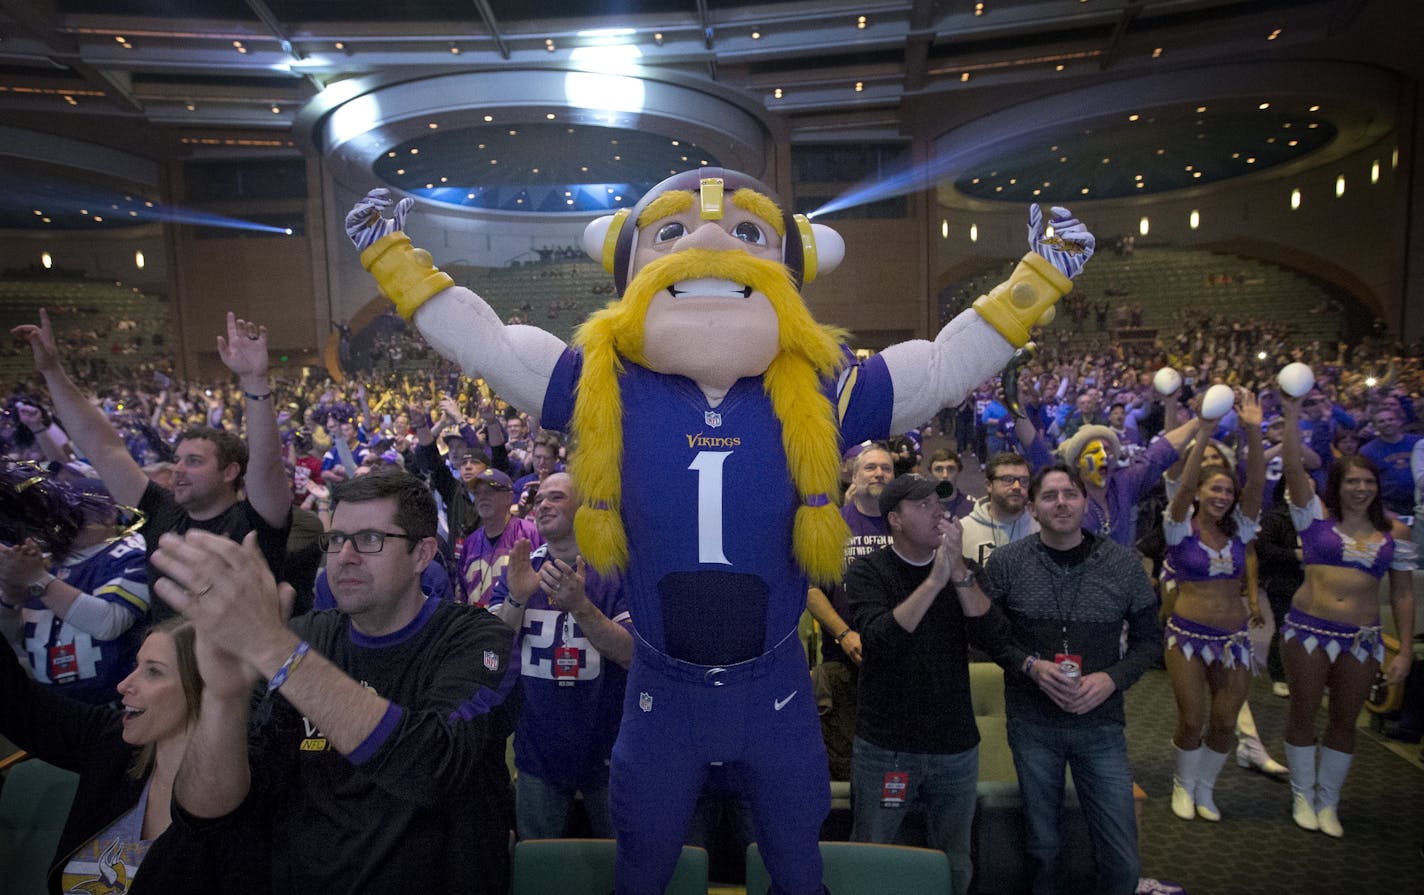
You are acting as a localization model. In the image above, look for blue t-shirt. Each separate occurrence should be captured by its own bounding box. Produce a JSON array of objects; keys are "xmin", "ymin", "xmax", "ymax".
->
[
  {"xmin": 539, "ymin": 348, "xmax": 893, "ymax": 665},
  {"xmin": 1360, "ymin": 433, "xmax": 1421, "ymax": 515}
]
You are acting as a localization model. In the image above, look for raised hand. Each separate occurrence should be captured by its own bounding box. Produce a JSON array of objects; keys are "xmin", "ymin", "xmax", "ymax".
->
[
  {"xmin": 216, "ymin": 312, "xmax": 269, "ymax": 380},
  {"xmin": 506, "ymin": 539, "xmax": 542, "ymax": 606},
  {"xmin": 1236, "ymin": 387, "xmax": 1263, "ymax": 429},
  {"xmin": 1028, "ymin": 204, "xmax": 1095, "ymax": 279},
  {"xmin": 10, "ymin": 307, "xmax": 61, "ymax": 374},
  {"xmin": 344, "ymin": 188, "xmax": 414, "ymax": 251}
]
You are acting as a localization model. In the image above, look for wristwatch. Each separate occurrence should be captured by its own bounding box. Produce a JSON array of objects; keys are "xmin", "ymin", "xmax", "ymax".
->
[{"xmin": 27, "ymin": 573, "xmax": 57, "ymax": 601}]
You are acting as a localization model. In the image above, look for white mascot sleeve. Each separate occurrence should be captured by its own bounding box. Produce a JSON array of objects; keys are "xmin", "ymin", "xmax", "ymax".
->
[
  {"xmin": 344, "ymin": 188, "xmax": 566, "ymax": 416},
  {"xmin": 879, "ymin": 204, "xmax": 1094, "ymax": 433}
]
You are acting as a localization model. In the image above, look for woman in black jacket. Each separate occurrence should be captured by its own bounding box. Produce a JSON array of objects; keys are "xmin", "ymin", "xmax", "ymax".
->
[{"xmin": 1, "ymin": 616, "xmax": 202, "ymax": 894}]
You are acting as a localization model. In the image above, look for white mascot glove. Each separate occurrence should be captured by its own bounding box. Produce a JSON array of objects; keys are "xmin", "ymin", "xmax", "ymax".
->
[
  {"xmin": 1028, "ymin": 204, "xmax": 1095, "ymax": 280},
  {"xmin": 345, "ymin": 188, "xmax": 414, "ymax": 252}
]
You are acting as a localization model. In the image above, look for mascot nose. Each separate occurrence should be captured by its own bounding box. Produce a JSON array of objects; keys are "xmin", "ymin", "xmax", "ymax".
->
[{"xmin": 678, "ymin": 220, "xmax": 746, "ymax": 252}]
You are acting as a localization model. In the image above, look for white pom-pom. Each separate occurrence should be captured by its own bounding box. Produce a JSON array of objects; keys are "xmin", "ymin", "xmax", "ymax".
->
[
  {"xmin": 1277, "ymin": 362, "xmax": 1316, "ymax": 398},
  {"xmin": 1153, "ymin": 367, "xmax": 1182, "ymax": 396},
  {"xmin": 1201, "ymin": 384, "xmax": 1235, "ymax": 420}
]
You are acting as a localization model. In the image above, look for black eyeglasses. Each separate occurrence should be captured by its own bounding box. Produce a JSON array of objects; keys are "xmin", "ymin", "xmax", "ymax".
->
[
  {"xmin": 318, "ymin": 529, "xmax": 419, "ymax": 554},
  {"xmin": 991, "ymin": 474, "xmax": 1031, "ymax": 487}
]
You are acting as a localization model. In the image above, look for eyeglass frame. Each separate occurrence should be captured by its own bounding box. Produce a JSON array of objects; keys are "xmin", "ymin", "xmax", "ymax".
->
[
  {"xmin": 990, "ymin": 474, "xmax": 1032, "ymax": 487},
  {"xmin": 318, "ymin": 529, "xmax": 421, "ymax": 554}
]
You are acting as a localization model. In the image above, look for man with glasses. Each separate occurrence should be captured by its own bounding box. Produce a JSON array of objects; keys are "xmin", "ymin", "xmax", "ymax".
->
[
  {"xmin": 980, "ymin": 464, "xmax": 1161, "ymax": 895},
  {"xmin": 148, "ymin": 470, "xmax": 519, "ymax": 893},
  {"xmin": 961, "ymin": 452, "xmax": 1038, "ymax": 569}
]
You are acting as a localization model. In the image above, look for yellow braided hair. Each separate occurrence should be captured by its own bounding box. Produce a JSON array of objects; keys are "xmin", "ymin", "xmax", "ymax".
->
[{"xmin": 570, "ymin": 204, "xmax": 849, "ymax": 583}]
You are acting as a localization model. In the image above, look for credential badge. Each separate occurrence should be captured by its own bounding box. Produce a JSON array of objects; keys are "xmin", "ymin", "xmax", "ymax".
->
[
  {"xmin": 639, "ymin": 691, "xmax": 653, "ymax": 713},
  {"xmin": 704, "ymin": 410, "xmax": 722, "ymax": 428}
]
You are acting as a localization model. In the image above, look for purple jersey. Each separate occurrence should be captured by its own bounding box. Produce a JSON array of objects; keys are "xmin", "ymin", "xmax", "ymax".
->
[
  {"xmin": 541, "ymin": 349, "xmax": 893, "ymax": 665},
  {"xmin": 490, "ymin": 545, "xmax": 631, "ymax": 789},
  {"xmin": 460, "ymin": 517, "xmax": 542, "ymax": 606}
]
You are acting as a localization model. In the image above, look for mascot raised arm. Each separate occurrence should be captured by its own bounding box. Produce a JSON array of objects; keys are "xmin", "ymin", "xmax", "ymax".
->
[{"xmin": 347, "ymin": 169, "xmax": 1092, "ymax": 895}]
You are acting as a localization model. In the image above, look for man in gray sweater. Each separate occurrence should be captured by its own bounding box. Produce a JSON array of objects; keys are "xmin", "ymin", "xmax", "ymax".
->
[{"xmin": 981, "ymin": 462, "xmax": 1162, "ymax": 895}]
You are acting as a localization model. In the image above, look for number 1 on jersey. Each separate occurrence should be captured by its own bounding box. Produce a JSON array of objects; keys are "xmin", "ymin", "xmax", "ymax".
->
[{"xmin": 689, "ymin": 450, "xmax": 731, "ymax": 564}]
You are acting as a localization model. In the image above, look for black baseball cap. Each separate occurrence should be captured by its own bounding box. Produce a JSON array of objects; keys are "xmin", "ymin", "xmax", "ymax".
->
[{"xmin": 878, "ymin": 473, "xmax": 953, "ymax": 517}]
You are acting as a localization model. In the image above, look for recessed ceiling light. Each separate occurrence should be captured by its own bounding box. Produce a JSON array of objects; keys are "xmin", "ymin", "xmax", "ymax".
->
[
  {"xmin": 410, "ymin": 148, "xmax": 419, "ymax": 154},
  {"xmin": 1309, "ymin": 104, "xmax": 1321, "ymax": 112},
  {"xmin": 1246, "ymin": 157, "xmax": 1257, "ymax": 164},
  {"xmin": 1268, "ymin": 28, "xmax": 1282, "ymax": 40},
  {"xmin": 425, "ymin": 183, "xmax": 433, "ymax": 189},
  {"xmin": 483, "ymin": 115, "xmax": 493, "ymax": 122},
  {"xmin": 854, "ymin": 82, "xmax": 863, "ymax": 92},
  {"xmin": 439, "ymin": 176, "xmax": 447, "ymax": 183},
  {"xmin": 857, "ymin": 16, "xmax": 867, "ymax": 29},
  {"xmin": 1258, "ymin": 102, "xmax": 1270, "ymax": 110},
  {"xmin": 752, "ymin": 30, "xmax": 761, "ymax": 40},
  {"xmin": 1080, "ymin": 187, "xmax": 1090, "ymax": 195},
  {"xmin": 1152, "ymin": 47, "xmax": 1163, "ymax": 58},
  {"xmin": 961, "ymin": 72, "xmax": 969, "ymax": 82},
  {"xmin": 115, "ymin": 35, "xmax": 126, "ymax": 43},
  {"xmin": 428, "ymin": 122, "xmax": 439, "ymax": 129},
  {"xmin": 450, "ymin": 45, "xmax": 461, "ymax": 54},
  {"xmin": 1055, "ymin": 64, "xmax": 1065, "ymax": 71},
  {"xmin": 974, "ymin": 3, "xmax": 984, "ymax": 16},
  {"xmin": 395, "ymin": 169, "xmax": 404, "ymax": 175},
  {"xmin": 1128, "ymin": 114, "xmax": 1139, "ymax": 122},
  {"xmin": 546, "ymin": 113, "xmax": 556, "ymax": 120},
  {"xmin": 1058, "ymin": 156, "xmax": 1067, "ymax": 163},
  {"xmin": 1196, "ymin": 105, "xmax": 1207, "ymax": 113},
  {"xmin": 271, "ymin": 106, "xmax": 280, "ymax": 114},
  {"xmin": 1192, "ymin": 171, "xmax": 1202, "ymax": 178},
  {"xmin": 334, "ymin": 42, "xmax": 345, "ymax": 50}
]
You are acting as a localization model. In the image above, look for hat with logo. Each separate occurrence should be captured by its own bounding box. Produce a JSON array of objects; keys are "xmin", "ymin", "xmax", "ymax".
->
[{"xmin": 472, "ymin": 468, "xmax": 513, "ymax": 491}]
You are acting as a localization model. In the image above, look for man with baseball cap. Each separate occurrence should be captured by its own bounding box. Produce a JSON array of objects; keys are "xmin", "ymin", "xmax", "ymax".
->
[
  {"xmin": 459, "ymin": 467, "xmax": 541, "ymax": 606},
  {"xmin": 843, "ymin": 473, "xmax": 1009, "ymax": 895}
]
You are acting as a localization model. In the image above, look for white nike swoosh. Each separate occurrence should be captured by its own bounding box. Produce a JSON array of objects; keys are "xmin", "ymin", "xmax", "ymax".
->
[{"xmin": 774, "ymin": 691, "xmax": 798, "ymax": 711}]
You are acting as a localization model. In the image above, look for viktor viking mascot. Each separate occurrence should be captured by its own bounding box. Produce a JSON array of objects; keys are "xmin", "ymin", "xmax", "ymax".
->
[{"xmin": 346, "ymin": 169, "xmax": 1094, "ymax": 894}]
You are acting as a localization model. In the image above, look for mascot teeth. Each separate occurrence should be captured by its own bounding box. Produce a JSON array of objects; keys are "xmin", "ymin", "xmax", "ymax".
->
[{"xmin": 667, "ymin": 277, "xmax": 751, "ymax": 298}]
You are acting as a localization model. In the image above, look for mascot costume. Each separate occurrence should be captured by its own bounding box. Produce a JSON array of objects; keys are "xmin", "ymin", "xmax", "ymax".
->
[{"xmin": 346, "ymin": 169, "xmax": 1093, "ymax": 894}]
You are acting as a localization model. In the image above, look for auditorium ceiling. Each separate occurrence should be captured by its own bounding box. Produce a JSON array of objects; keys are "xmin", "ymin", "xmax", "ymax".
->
[{"xmin": 0, "ymin": 0, "xmax": 1416, "ymax": 227}]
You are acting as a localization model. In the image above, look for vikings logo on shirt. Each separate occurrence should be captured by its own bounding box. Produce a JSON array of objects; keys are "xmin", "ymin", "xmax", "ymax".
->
[{"xmin": 62, "ymin": 835, "xmax": 135, "ymax": 894}]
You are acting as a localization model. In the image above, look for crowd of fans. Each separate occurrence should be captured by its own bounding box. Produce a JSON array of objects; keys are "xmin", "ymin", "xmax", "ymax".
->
[{"xmin": 2, "ymin": 293, "xmax": 1421, "ymax": 893}]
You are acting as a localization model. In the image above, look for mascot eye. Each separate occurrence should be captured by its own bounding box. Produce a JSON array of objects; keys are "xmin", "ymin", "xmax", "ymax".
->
[
  {"xmin": 655, "ymin": 222, "xmax": 686, "ymax": 243},
  {"xmin": 731, "ymin": 221, "xmax": 767, "ymax": 245}
]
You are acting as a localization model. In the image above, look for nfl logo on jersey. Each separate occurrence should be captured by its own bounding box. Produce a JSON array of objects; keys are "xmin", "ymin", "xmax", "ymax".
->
[
  {"xmin": 639, "ymin": 691, "xmax": 654, "ymax": 713},
  {"xmin": 483, "ymin": 650, "xmax": 499, "ymax": 671},
  {"xmin": 704, "ymin": 410, "xmax": 722, "ymax": 428}
]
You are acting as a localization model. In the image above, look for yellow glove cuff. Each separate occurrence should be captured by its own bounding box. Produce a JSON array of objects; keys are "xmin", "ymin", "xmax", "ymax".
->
[
  {"xmin": 972, "ymin": 251, "xmax": 1073, "ymax": 348},
  {"xmin": 359, "ymin": 231, "xmax": 454, "ymax": 320}
]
